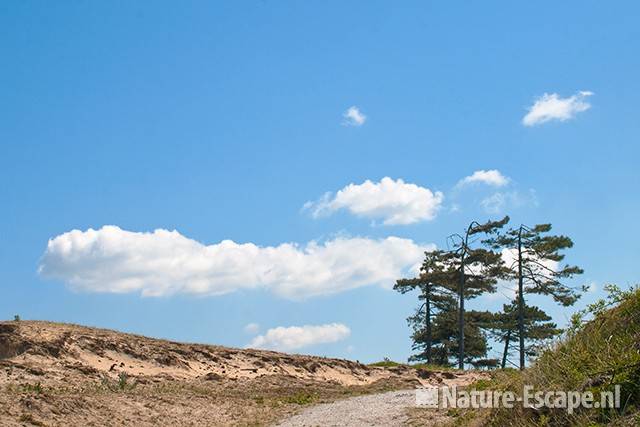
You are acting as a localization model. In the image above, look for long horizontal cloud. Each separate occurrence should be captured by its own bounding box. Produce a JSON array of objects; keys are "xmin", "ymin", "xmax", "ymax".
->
[
  {"xmin": 247, "ymin": 323, "xmax": 350, "ymax": 351},
  {"xmin": 38, "ymin": 226, "xmax": 431, "ymax": 299},
  {"xmin": 304, "ymin": 177, "xmax": 444, "ymax": 225}
]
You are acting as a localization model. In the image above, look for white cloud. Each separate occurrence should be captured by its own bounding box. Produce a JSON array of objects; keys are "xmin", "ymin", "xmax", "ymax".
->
[
  {"xmin": 481, "ymin": 192, "xmax": 509, "ymax": 214},
  {"xmin": 480, "ymin": 190, "xmax": 538, "ymax": 214},
  {"xmin": 342, "ymin": 106, "xmax": 366, "ymax": 126},
  {"xmin": 305, "ymin": 177, "xmax": 444, "ymax": 225},
  {"xmin": 457, "ymin": 170, "xmax": 510, "ymax": 188},
  {"xmin": 247, "ymin": 323, "xmax": 350, "ymax": 351},
  {"xmin": 244, "ymin": 323, "xmax": 260, "ymax": 334},
  {"xmin": 522, "ymin": 91, "xmax": 593, "ymax": 126},
  {"xmin": 39, "ymin": 226, "xmax": 430, "ymax": 299}
]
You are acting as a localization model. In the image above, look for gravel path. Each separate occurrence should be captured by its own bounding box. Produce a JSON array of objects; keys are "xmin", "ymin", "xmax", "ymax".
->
[{"xmin": 275, "ymin": 389, "xmax": 416, "ymax": 427}]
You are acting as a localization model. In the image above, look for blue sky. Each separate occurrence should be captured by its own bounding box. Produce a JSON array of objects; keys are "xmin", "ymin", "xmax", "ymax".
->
[{"xmin": 1, "ymin": 1, "xmax": 639, "ymax": 363}]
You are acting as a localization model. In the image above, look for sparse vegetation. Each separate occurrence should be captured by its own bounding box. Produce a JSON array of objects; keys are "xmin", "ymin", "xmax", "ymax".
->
[
  {"xmin": 97, "ymin": 372, "xmax": 136, "ymax": 392},
  {"xmin": 368, "ymin": 359, "xmax": 456, "ymax": 372},
  {"xmin": 369, "ymin": 357, "xmax": 403, "ymax": 368},
  {"xmin": 6, "ymin": 382, "xmax": 44, "ymax": 394},
  {"xmin": 282, "ymin": 391, "xmax": 317, "ymax": 405},
  {"xmin": 18, "ymin": 414, "xmax": 46, "ymax": 426},
  {"xmin": 117, "ymin": 372, "xmax": 132, "ymax": 390}
]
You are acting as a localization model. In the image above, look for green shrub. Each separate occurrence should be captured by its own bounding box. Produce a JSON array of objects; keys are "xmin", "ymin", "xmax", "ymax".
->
[
  {"xmin": 117, "ymin": 372, "xmax": 130, "ymax": 390},
  {"xmin": 18, "ymin": 382, "xmax": 43, "ymax": 394},
  {"xmin": 99, "ymin": 372, "xmax": 136, "ymax": 392},
  {"xmin": 369, "ymin": 358, "xmax": 403, "ymax": 368},
  {"xmin": 368, "ymin": 359, "xmax": 456, "ymax": 371}
]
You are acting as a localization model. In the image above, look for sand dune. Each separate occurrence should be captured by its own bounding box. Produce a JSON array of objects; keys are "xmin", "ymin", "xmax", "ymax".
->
[{"xmin": 0, "ymin": 320, "xmax": 434, "ymax": 426}]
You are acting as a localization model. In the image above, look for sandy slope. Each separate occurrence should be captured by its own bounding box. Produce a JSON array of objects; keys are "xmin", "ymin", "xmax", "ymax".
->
[
  {"xmin": 0, "ymin": 321, "xmax": 430, "ymax": 426},
  {"xmin": 0, "ymin": 320, "xmax": 403, "ymax": 386}
]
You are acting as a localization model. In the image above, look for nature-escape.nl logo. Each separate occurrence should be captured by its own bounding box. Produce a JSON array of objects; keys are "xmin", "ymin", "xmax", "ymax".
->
[{"xmin": 415, "ymin": 385, "xmax": 621, "ymax": 414}]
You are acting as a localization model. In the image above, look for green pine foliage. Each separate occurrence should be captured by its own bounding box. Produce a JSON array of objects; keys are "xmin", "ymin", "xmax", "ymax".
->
[{"xmin": 485, "ymin": 222, "xmax": 583, "ymax": 369}]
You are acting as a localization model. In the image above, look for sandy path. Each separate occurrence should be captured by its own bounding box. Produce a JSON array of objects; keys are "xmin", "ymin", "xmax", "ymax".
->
[
  {"xmin": 275, "ymin": 389, "xmax": 416, "ymax": 427},
  {"xmin": 275, "ymin": 370, "xmax": 487, "ymax": 426}
]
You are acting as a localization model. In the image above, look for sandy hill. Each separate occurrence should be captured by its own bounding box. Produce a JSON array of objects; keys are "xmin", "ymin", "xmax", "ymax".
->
[
  {"xmin": 0, "ymin": 320, "xmax": 465, "ymax": 426},
  {"xmin": 0, "ymin": 320, "xmax": 407, "ymax": 386}
]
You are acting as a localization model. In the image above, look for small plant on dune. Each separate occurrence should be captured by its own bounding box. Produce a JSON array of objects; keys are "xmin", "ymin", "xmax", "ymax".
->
[
  {"xmin": 117, "ymin": 372, "xmax": 130, "ymax": 390},
  {"xmin": 368, "ymin": 359, "xmax": 402, "ymax": 368},
  {"xmin": 99, "ymin": 374, "xmax": 110, "ymax": 390},
  {"xmin": 18, "ymin": 382, "xmax": 43, "ymax": 394},
  {"xmin": 13, "ymin": 315, "xmax": 20, "ymax": 322},
  {"xmin": 99, "ymin": 372, "xmax": 136, "ymax": 392},
  {"xmin": 282, "ymin": 392, "xmax": 317, "ymax": 405},
  {"xmin": 117, "ymin": 372, "xmax": 138, "ymax": 391}
]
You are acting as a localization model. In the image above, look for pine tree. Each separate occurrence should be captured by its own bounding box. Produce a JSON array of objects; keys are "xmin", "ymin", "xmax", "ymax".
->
[
  {"xmin": 395, "ymin": 250, "xmax": 457, "ymax": 364},
  {"xmin": 485, "ymin": 223, "xmax": 584, "ymax": 369},
  {"xmin": 447, "ymin": 216, "xmax": 510, "ymax": 369}
]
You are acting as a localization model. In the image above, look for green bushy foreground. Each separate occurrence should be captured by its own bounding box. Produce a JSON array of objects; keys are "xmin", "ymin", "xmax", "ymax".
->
[{"xmin": 474, "ymin": 286, "xmax": 640, "ymax": 426}]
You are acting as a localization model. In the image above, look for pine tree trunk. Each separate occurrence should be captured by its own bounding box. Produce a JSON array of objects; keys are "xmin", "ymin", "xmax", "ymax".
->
[
  {"xmin": 458, "ymin": 253, "xmax": 465, "ymax": 370},
  {"xmin": 425, "ymin": 293, "xmax": 432, "ymax": 364},
  {"xmin": 518, "ymin": 227, "xmax": 525, "ymax": 370},
  {"xmin": 501, "ymin": 329, "xmax": 511, "ymax": 369}
]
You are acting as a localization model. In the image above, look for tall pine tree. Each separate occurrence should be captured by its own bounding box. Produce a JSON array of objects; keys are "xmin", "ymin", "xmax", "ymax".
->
[
  {"xmin": 447, "ymin": 216, "xmax": 509, "ymax": 369},
  {"xmin": 485, "ymin": 223, "xmax": 584, "ymax": 369},
  {"xmin": 395, "ymin": 250, "xmax": 457, "ymax": 364}
]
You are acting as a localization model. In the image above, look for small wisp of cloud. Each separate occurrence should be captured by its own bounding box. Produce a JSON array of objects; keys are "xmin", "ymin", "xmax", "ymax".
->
[
  {"xmin": 342, "ymin": 106, "xmax": 367, "ymax": 126},
  {"xmin": 481, "ymin": 189, "xmax": 538, "ymax": 214},
  {"xmin": 456, "ymin": 170, "xmax": 510, "ymax": 188},
  {"xmin": 244, "ymin": 323, "xmax": 260, "ymax": 334},
  {"xmin": 523, "ymin": 91, "xmax": 593, "ymax": 126}
]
